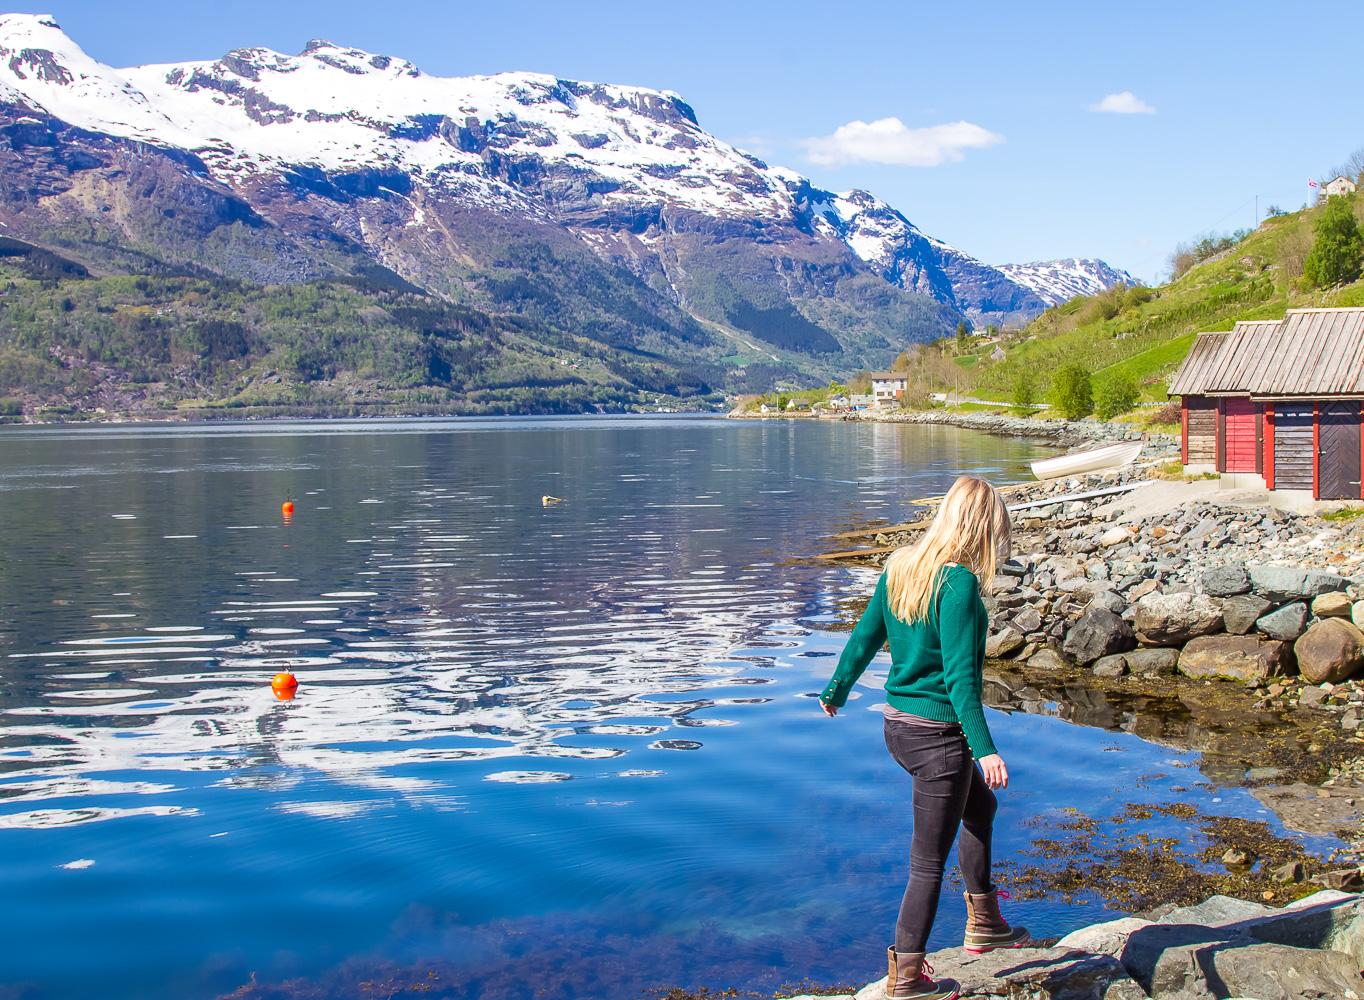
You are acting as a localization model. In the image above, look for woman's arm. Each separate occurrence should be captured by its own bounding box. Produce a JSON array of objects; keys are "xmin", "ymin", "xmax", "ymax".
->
[
  {"xmin": 819, "ymin": 574, "xmax": 889, "ymax": 710},
  {"xmin": 937, "ymin": 568, "xmax": 999, "ymax": 759}
]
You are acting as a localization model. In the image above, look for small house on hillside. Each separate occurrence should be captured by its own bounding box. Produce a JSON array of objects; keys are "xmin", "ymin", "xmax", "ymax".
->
[
  {"xmin": 1323, "ymin": 175, "xmax": 1358, "ymax": 199},
  {"xmin": 870, "ymin": 372, "xmax": 908, "ymax": 407},
  {"xmin": 1168, "ymin": 308, "xmax": 1364, "ymax": 498},
  {"xmin": 989, "ymin": 346, "xmax": 1007, "ymax": 362}
]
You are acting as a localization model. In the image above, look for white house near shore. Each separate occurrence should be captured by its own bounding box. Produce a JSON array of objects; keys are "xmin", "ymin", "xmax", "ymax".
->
[
  {"xmin": 870, "ymin": 372, "xmax": 908, "ymax": 406},
  {"xmin": 1323, "ymin": 175, "xmax": 1358, "ymax": 199}
]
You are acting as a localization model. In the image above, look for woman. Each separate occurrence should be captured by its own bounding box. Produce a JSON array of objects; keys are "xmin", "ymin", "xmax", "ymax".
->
[{"xmin": 820, "ymin": 476, "xmax": 1029, "ymax": 1000}]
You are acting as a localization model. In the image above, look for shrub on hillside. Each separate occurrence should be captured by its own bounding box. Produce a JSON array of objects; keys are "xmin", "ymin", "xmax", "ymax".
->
[
  {"xmin": 1011, "ymin": 370, "xmax": 1036, "ymax": 415},
  {"xmin": 1304, "ymin": 196, "xmax": 1364, "ymax": 288},
  {"xmin": 1048, "ymin": 364, "xmax": 1094, "ymax": 420},
  {"xmin": 1094, "ymin": 372, "xmax": 1140, "ymax": 420},
  {"xmin": 1169, "ymin": 229, "xmax": 1251, "ymax": 280}
]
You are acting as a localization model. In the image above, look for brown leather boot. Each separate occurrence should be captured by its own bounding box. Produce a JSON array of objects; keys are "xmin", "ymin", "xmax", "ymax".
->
[
  {"xmin": 963, "ymin": 888, "xmax": 1031, "ymax": 953},
  {"xmin": 885, "ymin": 946, "xmax": 960, "ymax": 999}
]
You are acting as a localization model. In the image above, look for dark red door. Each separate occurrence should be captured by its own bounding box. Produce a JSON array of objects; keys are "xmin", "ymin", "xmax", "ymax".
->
[
  {"xmin": 1318, "ymin": 402, "xmax": 1362, "ymax": 499},
  {"xmin": 1221, "ymin": 398, "xmax": 1261, "ymax": 473}
]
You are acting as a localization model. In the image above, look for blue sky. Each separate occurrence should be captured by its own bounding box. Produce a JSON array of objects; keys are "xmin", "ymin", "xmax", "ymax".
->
[{"xmin": 9, "ymin": 1, "xmax": 1356, "ymax": 281}]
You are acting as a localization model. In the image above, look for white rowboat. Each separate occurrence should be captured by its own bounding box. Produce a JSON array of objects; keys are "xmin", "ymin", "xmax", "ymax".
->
[{"xmin": 1030, "ymin": 441, "xmax": 1143, "ymax": 481}]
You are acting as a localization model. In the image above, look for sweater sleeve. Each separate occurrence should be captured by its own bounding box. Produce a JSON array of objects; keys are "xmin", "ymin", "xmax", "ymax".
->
[
  {"xmin": 936, "ymin": 568, "xmax": 998, "ymax": 759},
  {"xmin": 820, "ymin": 573, "xmax": 888, "ymax": 708}
]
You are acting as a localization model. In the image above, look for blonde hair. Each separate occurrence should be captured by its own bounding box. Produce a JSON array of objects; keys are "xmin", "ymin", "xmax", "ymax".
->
[{"xmin": 884, "ymin": 475, "xmax": 1011, "ymax": 623}]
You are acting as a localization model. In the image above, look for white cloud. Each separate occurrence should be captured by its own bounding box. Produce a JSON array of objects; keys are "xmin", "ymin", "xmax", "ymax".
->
[
  {"xmin": 1091, "ymin": 91, "xmax": 1156, "ymax": 115},
  {"xmin": 803, "ymin": 117, "xmax": 1003, "ymax": 168}
]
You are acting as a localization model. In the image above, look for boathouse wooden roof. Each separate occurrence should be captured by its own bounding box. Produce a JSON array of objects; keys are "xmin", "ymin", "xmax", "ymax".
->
[
  {"xmin": 1166, "ymin": 332, "xmax": 1232, "ymax": 395},
  {"xmin": 1169, "ymin": 308, "xmax": 1364, "ymax": 398},
  {"xmin": 1209, "ymin": 308, "xmax": 1364, "ymax": 396}
]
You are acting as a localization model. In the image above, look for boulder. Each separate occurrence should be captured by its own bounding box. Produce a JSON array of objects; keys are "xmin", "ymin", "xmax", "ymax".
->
[
  {"xmin": 1062, "ymin": 607, "xmax": 1137, "ymax": 665},
  {"xmin": 1312, "ymin": 591, "xmax": 1354, "ymax": 618},
  {"xmin": 1133, "ymin": 592, "xmax": 1223, "ymax": 646},
  {"xmin": 1249, "ymin": 564, "xmax": 1349, "ymax": 602},
  {"xmin": 1099, "ymin": 525, "xmax": 1131, "ymax": 547},
  {"xmin": 852, "ymin": 946, "xmax": 1143, "ymax": 1000},
  {"xmin": 1126, "ymin": 578, "xmax": 1160, "ymax": 600},
  {"xmin": 1256, "ymin": 601, "xmax": 1309, "ymax": 641},
  {"xmin": 1202, "ymin": 560, "xmax": 1251, "ymax": 597},
  {"xmin": 1294, "ymin": 618, "xmax": 1364, "ymax": 684},
  {"xmin": 1178, "ymin": 634, "xmax": 1292, "ymax": 685},
  {"xmin": 1026, "ymin": 648, "xmax": 1069, "ymax": 671},
  {"xmin": 985, "ymin": 627, "xmax": 1025, "ymax": 659},
  {"xmin": 1353, "ymin": 600, "xmax": 1364, "ymax": 630},
  {"xmin": 1055, "ymin": 916, "xmax": 1153, "ymax": 958},
  {"xmin": 1125, "ymin": 647, "xmax": 1180, "ymax": 677},
  {"xmin": 1011, "ymin": 607, "xmax": 1043, "ymax": 634},
  {"xmin": 1298, "ymin": 684, "xmax": 1329, "ymax": 707},
  {"xmin": 1147, "ymin": 940, "xmax": 1364, "ymax": 1000},
  {"xmin": 1092, "ymin": 654, "xmax": 1128, "ymax": 677},
  {"xmin": 1222, "ymin": 594, "xmax": 1275, "ymax": 635},
  {"xmin": 1086, "ymin": 589, "xmax": 1126, "ymax": 614}
]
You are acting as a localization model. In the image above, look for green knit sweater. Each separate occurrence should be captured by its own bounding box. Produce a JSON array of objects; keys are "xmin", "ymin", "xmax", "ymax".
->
[{"xmin": 820, "ymin": 564, "xmax": 998, "ymax": 759}]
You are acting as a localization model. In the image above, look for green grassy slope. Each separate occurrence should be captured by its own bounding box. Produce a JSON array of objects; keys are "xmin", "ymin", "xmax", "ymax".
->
[{"xmin": 971, "ymin": 197, "xmax": 1364, "ymax": 401}]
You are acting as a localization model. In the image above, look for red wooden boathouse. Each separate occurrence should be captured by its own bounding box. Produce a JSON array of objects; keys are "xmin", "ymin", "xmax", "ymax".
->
[{"xmin": 1168, "ymin": 308, "xmax": 1364, "ymax": 499}]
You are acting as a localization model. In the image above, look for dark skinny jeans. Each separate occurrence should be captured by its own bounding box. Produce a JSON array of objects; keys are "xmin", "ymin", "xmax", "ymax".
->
[{"xmin": 883, "ymin": 716, "xmax": 997, "ymax": 954}]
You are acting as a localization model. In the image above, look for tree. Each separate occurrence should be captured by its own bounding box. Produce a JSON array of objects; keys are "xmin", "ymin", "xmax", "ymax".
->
[
  {"xmin": 1010, "ymin": 370, "xmax": 1036, "ymax": 415},
  {"xmin": 1304, "ymin": 195, "xmax": 1364, "ymax": 288},
  {"xmin": 955, "ymin": 320, "xmax": 969, "ymax": 355},
  {"xmin": 1094, "ymin": 372, "xmax": 1139, "ymax": 420},
  {"xmin": 1048, "ymin": 364, "xmax": 1093, "ymax": 420}
]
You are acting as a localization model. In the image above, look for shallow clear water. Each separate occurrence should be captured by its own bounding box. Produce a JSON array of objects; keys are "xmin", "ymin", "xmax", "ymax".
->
[{"xmin": 0, "ymin": 416, "xmax": 1301, "ymax": 998}]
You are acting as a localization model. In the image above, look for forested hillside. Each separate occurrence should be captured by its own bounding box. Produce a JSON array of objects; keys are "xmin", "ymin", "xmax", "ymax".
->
[{"xmin": 0, "ymin": 241, "xmax": 728, "ymax": 420}]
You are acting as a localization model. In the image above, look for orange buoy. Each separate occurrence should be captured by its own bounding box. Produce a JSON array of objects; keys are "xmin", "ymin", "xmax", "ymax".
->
[
  {"xmin": 281, "ymin": 500, "xmax": 295, "ymax": 517},
  {"xmin": 271, "ymin": 671, "xmax": 298, "ymax": 698}
]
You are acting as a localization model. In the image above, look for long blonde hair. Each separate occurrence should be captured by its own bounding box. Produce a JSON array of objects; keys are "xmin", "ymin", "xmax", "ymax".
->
[{"xmin": 884, "ymin": 475, "xmax": 1011, "ymax": 623}]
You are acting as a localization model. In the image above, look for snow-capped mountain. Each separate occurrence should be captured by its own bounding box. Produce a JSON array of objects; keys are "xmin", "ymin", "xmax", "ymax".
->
[{"xmin": 0, "ymin": 13, "xmax": 1130, "ymax": 385}]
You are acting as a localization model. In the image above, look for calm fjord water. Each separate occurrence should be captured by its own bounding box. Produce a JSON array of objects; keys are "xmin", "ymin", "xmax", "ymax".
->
[{"xmin": 0, "ymin": 416, "xmax": 1288, "ymax": 998}]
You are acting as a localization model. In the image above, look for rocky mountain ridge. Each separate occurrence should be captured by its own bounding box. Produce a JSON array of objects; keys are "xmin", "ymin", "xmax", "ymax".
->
[{"xmin": 0, "ymin": 13, "xmax": 1132, "ymax": 398}]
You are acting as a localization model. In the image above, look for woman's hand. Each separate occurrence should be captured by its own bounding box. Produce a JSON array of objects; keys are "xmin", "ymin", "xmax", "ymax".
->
[
  {"xmin": 819, "ymin": 700, "xmax": 837, "ymax": 717},
  {"xmin": 978, "ymin": 753, "xmax": 1008, "ymax": 789}
]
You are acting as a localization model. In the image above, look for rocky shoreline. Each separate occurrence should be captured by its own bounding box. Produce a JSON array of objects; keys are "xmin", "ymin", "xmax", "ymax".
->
[
  {"xmin": 777, "ymin": 889, "xmax": 1364, "ymax": 1000},
  {"xmin": 842, "ymin": 457, "xmax": 1364, "ymax": 847},
  {"xmin": 730, "ymin": 406, "xmax": 1153, "ymax": 448}
]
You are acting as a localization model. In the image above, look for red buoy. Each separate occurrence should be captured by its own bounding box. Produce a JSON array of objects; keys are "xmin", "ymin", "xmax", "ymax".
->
[
  {"xmin": 281, "ymin": 500, "xmax": 295, "ymax": 517},
  {"xmin": 271, "ymin": 672, "xmax": 298, "ymax": 699}
]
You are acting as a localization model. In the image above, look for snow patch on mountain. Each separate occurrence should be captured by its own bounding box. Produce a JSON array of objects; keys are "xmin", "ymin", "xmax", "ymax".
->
[{"xmin": 994, "ymin": 258, "xmax": 1137, "ymax": 307}]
